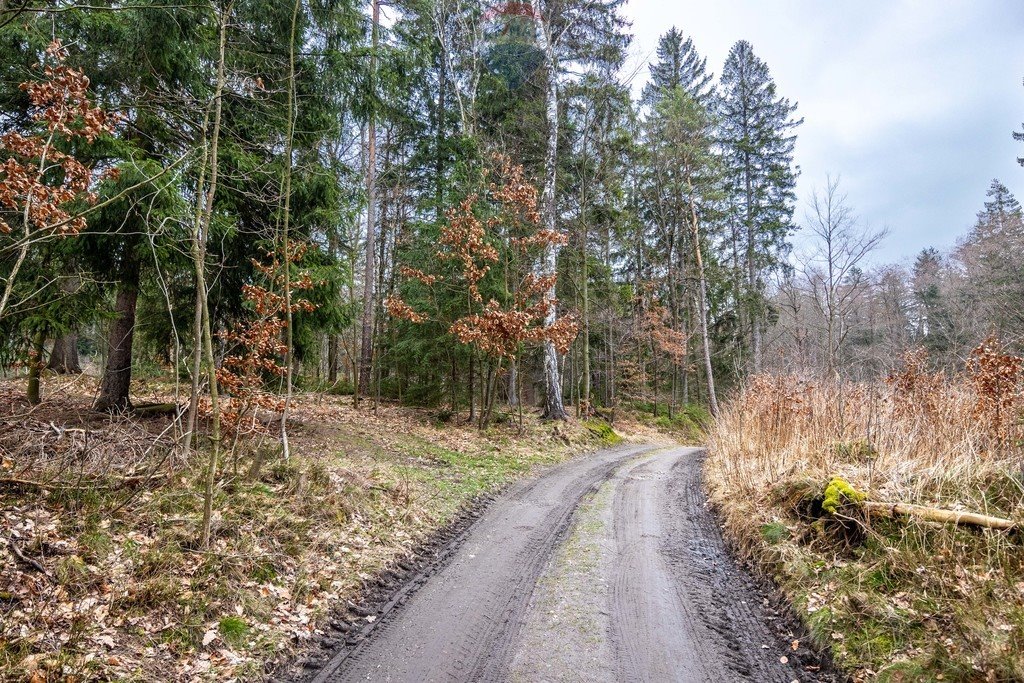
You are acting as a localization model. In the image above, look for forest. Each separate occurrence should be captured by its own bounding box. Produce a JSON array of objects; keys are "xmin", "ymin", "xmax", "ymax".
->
[{"xmin": 1, "ymin": 1, "xmax": 1022, "ymax": 681}]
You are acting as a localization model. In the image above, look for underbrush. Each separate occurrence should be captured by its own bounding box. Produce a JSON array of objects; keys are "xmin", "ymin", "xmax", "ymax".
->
[
  {"xmin": 706, "ymin": 346, "xmax": 1024, "ymax": 681},
  {"xmin": 622, "ymin": 400, "xmax": 710, "ymax": 442},
  {"xmin": 0, "ymin": 375, "xmax": 615, "ymax": 682}
]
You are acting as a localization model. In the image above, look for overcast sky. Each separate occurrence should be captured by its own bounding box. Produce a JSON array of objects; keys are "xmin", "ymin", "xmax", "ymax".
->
[{"xmin": 623, "ymin": 0, "xmax": 1024, "ymax": 265}]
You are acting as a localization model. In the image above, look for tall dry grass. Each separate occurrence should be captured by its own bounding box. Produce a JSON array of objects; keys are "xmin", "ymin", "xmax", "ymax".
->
[
  {"xmin": 707, "ymin": 344, "xmax": 1024, "ymax": 542},
  {"xmin": 705, "ymin": 341, "xmax": 1024, "ymax": 679}
]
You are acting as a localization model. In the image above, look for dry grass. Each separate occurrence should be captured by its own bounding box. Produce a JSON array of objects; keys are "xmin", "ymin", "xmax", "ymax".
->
[
  {"xmin": 706, "ymin": 351, "xmax": 1024, "ymax": 681},
  {"xmin": 0, "ymin": 374, "xmax": 642, "ymax": 682}
]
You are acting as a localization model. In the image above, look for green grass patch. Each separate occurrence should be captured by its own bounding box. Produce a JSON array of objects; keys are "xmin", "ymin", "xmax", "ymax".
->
[
  {"xmin": 218, "ymin": 616, "xmax": 249, "ymax": 645},
  {"xmin": 759, "ymin": 521, "xmax": 790, "ymax": 545}
]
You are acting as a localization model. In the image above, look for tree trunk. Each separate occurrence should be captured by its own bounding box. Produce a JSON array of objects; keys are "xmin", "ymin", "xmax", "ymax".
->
[
  {"xmin": 328, "ymin": 336, "xmax": 339, "ymax": 384},
  {"xmin": 743, "ymin": 147, "xmax": 762, "ymax": 373},
  {"xmin": 507, "ymin": 361, "xmax": 519, "ymax": 408},
  {"xmin": 184, "ymin": 87, "xmax": 215, "ymax": 447},
  {"xmin": 48, "ymin": 334, "xmax": 82, "ymax": 374},
  {"xmin": 196, "ymin": 0, "xmax": 232, "ymax": 549},
  {"xmin": 468, "ymin": 351, "xmax": 475, "ymax": 421},
  {"xmin": 26, "ymin": 329, "xmax": 44, "ymax": 405},
  {"xmin": 532, "ymin": 8, "xmax": 567, "ymax": 420},
  {"xmin": 356, "ymin": 0, "xmax": 380, "ymax": 404},
  {"xmin": 435, "ymin": 26, "xmax": 447, "ymax": 221},
  {"xmin": 687, "ymin": 180, "xmax": 719, "ymax": 416},
  {"xmin": 95, "ymin": 248, "xmax": 142, "ymax": 412},
  {"xmin": 581, "ymin": 220, "xmax": 591, "ymax": 415},
  {"xmin": 278, "ymin": 0, "xmax": 301, "ymax": 460}
]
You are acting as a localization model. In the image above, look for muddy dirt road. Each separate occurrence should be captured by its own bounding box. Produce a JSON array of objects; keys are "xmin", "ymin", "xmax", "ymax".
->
[{"xmin": 306, "ymin": 446, "xmax": 834, "ymax": 682}]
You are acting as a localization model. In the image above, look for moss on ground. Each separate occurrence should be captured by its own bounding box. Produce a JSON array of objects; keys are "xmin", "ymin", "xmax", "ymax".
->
[
  {"xmin": 582, "ymin": 419, "xmax": 623, "ymax": 446},
  {"xmin": 822, "ymin": 477, "xmax": 866, "ymax": 514}
]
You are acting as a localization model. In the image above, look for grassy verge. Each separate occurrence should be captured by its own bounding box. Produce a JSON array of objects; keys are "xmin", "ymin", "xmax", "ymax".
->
[
  {"xmin": 705, "ymin": 362, "xmax": 1024, "ymax": 681},
  {"xmin": 0, "ymin": 377, "xmax": 633, "ymax": 682},
  {"xmin": 617, "ymin": 400, "xmax": 710, "ymax": 443}
]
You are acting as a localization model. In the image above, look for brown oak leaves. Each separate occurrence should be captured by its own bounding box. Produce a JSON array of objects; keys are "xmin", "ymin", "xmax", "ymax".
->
[
  {"xmin": 385, "ymin": 158, "xmax": 578, "ymax": 361},
  {"xmin": 0, "ymin": 40, "xmax": 115, "ymax": 237}
]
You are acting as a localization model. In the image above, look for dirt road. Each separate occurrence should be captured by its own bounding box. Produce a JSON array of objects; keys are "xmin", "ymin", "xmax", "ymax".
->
[{"xmin": 305, "ymin": 446, "xmax": 834, "ymax": 682}]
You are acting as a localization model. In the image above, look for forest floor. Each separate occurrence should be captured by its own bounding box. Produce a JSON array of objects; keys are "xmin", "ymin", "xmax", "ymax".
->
[{"xmin": 0, "ymin": 372, "xmax": 667, "ymax": 682}]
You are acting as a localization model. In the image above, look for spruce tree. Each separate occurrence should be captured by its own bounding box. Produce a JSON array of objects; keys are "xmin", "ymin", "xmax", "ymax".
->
[
  {"xmin": 717, "ymin": 40, "xmax": 801, "ymax": 372},
  {"xmin": 979, "ymin": 178, "xmax": 1022, "ymax": 227},
  {"xmin": 958, "ymin": 180, "xmax": 1024, "ymax": 341},
  {"xmin": 911, "ymin": 247, "xmax": 957, "ymax": 363},
  {"xmin": 641, "ymin": 27, "xmax": 713, "ymax": 108},
  {"xmin": 1015, "ymin": 76, "xmax": 1024, "ymax": 166}
]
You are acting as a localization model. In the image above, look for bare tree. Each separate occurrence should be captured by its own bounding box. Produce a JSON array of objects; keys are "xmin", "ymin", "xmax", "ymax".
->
[
  {"xmin": 193, "ymin": 0, "xmax": 232, "ymax": 549},
  {"xmin": 801, "ymin": 176, "xmax": 887, "ymax": 376}
]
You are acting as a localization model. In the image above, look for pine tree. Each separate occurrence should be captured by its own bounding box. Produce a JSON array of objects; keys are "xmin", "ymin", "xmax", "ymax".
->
[
  {"xmin": 979, "ymin": 178, "xmax": 1022, "ymax": 228},
  {"xmin": 717, "ymin": 40, "xmax": 801, "ymax": 372},
  {"xmin": 641, "ymin": 27, "xmax": 713, "ymax": 108},
  {"xmin": 1015, "ymin": 76, "xmax": 1024, "ymax": 166}
]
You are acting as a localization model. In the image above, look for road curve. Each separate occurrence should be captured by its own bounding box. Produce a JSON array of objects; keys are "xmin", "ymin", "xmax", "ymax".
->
[{"xmin": 306, "ymin": 445, "xmax": 835, "ymax": 683}]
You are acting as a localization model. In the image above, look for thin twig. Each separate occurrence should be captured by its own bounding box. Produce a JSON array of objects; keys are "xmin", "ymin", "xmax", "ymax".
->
[{"xmin": 7, "ymin": 537, "xmax": 51, "ymax": 578}]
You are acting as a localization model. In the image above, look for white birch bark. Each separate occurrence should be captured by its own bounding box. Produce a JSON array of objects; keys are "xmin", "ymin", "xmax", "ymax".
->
[{"xmin": 532, "ymin": 5, "xmax": 567, "ymax": 420}]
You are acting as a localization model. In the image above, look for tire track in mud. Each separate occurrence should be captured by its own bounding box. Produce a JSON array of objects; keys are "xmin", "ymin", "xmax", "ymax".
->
[
  {"xmin": 634, "ymin": 448, "xmax": 836, "ymax": 682},
  {"xmin": 304, "ymin": 445, "xmax": 838, "ymax": 683},
  {"xmin": 306, "ymin": 444, "xmax": 655, "ymax": 683},
  {"xmin": 608, "ymin": 453, "xmax": 723, "ymax": 682},
  {"xmin": 510, "ymin": 447, "xmax": 837, "ymax": 683}
]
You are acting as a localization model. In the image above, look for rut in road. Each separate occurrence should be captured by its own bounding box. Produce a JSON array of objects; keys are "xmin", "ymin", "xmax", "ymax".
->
[
  {"xmin": 305, "ymin": 446, "xmax": 836, "ymax": 683},
  {"xmin": 306, "ymin": 444, "xmax": 654, "ymax": 682}
]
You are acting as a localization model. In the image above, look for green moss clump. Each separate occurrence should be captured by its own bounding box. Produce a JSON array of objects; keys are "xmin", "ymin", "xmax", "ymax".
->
[
  {"xmin": 583, "ymin": 419, "xmax": 622, "ymax": 445},
  {"xmin": 822, "ymin": 477, "xmax": 866, "ymax": 514}
]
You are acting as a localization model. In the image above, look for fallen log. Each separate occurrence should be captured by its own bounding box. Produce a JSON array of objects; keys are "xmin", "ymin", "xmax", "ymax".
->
[
  {"xmin": 132, "ymin": 402, "xmax": 181, "ymax": 417},
  {"xmin": 863, "ymin": 501, "xmax": 1016, "ymax": 531}
]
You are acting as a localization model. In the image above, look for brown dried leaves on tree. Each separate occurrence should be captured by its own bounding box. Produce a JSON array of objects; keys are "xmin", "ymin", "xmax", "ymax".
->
[
  {"xmin": 216, "ymin": 245, "xmax": 318, "ymax": 436},
  {"xmin": 0, "ymin": 40, "xmax": 116, "ymax": 237},
  {"xmin": 642, "ymin": 299, "xmax": 688, "ymax": 363},
  {"xmin": 386, "ymin": 157, "xmax": 578, "ymax": 361},
  {"xmin": 886, "ymin": 347, "xmax": 946, "ymax": 417},
  {"xmin": 967, "ymin": 334, "xmax": 1023, "ymax": 444}
]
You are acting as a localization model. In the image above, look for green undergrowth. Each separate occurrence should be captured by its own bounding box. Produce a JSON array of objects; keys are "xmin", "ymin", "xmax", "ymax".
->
[
  {"xmin": 391, "ymin": 437, "xmax": 571, "ymax": 524},
  {"xmin": 725, "ymin": 472, "xmax": 1024, "ymax": 681},
  {"xmin": 624, "ymin": 400, "xmax": 710, "ymax": 442}
]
